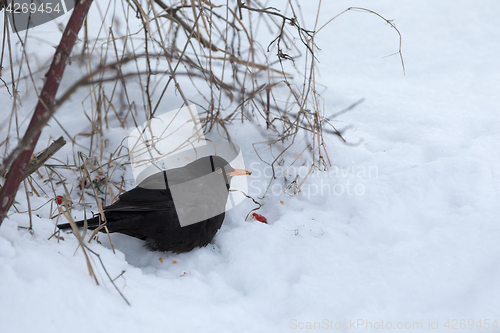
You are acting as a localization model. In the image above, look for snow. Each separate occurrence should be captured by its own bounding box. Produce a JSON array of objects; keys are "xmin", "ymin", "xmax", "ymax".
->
[{"xmin": 1, "ymin": 1, "xmax": 500, "ymax": 332}]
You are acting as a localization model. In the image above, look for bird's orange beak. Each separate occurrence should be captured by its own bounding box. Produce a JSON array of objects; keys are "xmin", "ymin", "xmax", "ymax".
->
[{"xmin": 227, "ymin": 169, "xmax": 252, "ymax": 176}]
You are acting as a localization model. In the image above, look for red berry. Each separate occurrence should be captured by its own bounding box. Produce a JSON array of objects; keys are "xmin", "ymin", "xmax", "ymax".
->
[
  {"xmin": 251, "ymin": 212, "xmax": 268, "ymax": 223},
  {"xmin": 56, "ymin": 195, "xmax": 64, "ymax": 205}
]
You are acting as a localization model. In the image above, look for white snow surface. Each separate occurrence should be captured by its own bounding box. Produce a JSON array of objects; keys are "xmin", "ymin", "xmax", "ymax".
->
[{"xmin": 1, "ymin": 1, "xmax": 500, "ymax": 332}]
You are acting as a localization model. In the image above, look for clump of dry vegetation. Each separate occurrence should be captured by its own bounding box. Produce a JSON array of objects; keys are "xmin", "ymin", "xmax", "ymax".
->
[
  {"xmin": 0, "ymin": 1, "xmax": 403, "ymax": 225},
  {"xmin": 0, "ymin": 0, "xmax": 403, "ymax": 302}
]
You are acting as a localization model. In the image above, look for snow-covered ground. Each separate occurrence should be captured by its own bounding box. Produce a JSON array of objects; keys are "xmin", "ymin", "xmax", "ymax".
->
[{"xmin": 1, "ymin": 1, "xmax": 500, "ymax": 332}]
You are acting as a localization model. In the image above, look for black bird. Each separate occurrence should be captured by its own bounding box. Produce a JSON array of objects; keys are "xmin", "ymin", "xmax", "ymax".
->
[{"xmin": 57, "ymin": 156, "xmax": 250, "ymax": 253}]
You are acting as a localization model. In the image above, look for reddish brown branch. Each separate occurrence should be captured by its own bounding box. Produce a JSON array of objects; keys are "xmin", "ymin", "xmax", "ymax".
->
[{"xmin": 0, "ymin": 0, "xmax": 94, "ymax": 225}]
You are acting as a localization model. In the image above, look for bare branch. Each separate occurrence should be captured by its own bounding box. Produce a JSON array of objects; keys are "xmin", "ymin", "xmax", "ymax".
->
[{"xmin": 0, "ymin": 0, "xmax": 94, "ymax": 225}]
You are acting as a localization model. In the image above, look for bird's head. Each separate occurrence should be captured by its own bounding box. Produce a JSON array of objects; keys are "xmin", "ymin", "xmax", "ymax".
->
[
  {"xmin": 203, "ymin": 155, "xmax": 251, "ymax": 187},
  {"xmin": 137, "ymin": 155, "xmax": 250, "ymax": 191}
]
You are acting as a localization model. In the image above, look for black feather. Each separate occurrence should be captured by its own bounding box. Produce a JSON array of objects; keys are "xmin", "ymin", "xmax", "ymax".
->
[{"xmin": 58, "ymin": 156, "xmax": 235, "ymax": 253}]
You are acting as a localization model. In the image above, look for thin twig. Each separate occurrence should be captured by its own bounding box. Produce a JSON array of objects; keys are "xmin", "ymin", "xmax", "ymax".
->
[{"xmin": 23, "ymin": 137, "xmax": 66, "ymax": 181}]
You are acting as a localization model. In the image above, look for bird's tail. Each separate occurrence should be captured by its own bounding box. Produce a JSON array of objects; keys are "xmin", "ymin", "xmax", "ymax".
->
[{"xmin": 57, "ymin": 216, "xmax": 102, "ymax": 230}]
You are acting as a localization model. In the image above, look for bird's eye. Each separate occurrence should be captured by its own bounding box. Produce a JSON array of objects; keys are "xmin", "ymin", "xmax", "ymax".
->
[{"xmin": 215, "ymin": 167, "xmax": 223, "ymax": 174}]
